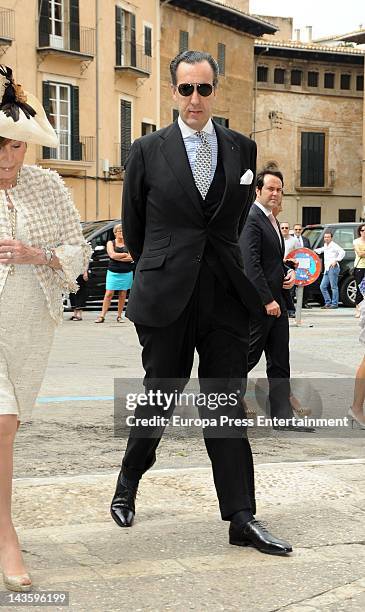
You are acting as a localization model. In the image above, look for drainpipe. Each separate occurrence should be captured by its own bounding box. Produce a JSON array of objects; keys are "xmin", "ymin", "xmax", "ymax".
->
[{"xmin": 95, "ymin": 0, "xmax": 100, "ymax": 218}]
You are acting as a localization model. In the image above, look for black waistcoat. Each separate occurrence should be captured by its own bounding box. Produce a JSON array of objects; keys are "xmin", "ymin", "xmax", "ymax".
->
[{"xmin": 196, "ymin": 156, "xmax": 231, "ymax": 288}]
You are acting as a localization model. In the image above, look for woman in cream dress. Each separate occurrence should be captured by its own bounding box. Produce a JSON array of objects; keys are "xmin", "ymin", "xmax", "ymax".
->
[{"xmin": 0, "ymin": 66, "xmax": 91, "ymax": 592}]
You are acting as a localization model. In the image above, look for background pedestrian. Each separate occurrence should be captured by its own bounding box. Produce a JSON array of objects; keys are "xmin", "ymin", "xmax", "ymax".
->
[
  {"xmin": 353, "ymin": 224, "xmax": 365, "ymax": 318},
  {"xmin": 95, "ymin": 224, "xmax": 133, "ymax": 323}
]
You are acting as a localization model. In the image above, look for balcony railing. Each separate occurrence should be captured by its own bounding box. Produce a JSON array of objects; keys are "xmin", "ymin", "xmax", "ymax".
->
[
  {"xmin": 112, "ymin": 142, "xmax": 132, "ymax": 169},
  {"xmin": 116, "ymin": 41, "xmax": 151, "ymax": 77},
  {"xmin": 0, "ymin": 8, "xmax": 14, "ymax": 42},
  {"xmin": 38, "ymin": 136, "xmax": 95, "ymax": 163},
  {"xmin": 37, "ymin": 22, "xmax": 95, "ymax": 58}
]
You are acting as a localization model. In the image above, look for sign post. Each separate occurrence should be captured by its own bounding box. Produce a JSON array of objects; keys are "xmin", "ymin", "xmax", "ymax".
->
[{"xmin": 286, "ymin": 247, "xmax": 322, "ymax": 326}]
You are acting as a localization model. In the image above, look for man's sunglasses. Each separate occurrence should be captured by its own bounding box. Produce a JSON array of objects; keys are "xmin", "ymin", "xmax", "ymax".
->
[{"xmin": 177, "ymin": 83, "xmax": 214, "ymax": 97}]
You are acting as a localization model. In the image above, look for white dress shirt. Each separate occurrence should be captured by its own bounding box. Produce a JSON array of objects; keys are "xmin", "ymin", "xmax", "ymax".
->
[
  {"xmin": 314, "ymin": 241, "xmax": 345, "ymax": 271},
  {"xmin": 283, "ymin": 235, "xmax": 300, "ymax": 258},
  {"xmin": 177, "ymin": 116, "xmax": 218, "ymax": 182},
  {"xmin": 254, "ymin": 202, "xmax": 282, "ymax": 241}
]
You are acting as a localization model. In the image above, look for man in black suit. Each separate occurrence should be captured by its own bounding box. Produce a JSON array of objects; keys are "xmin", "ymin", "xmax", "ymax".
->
[
  {"xmin": 293, "ymin": 224, "xmax": 310, "ymax": 249},
  {"xmin": 110, "ymin": 51, "xmax": 292, "ymax": 555},
  {"xmin": 240, "ymin": 167, "xmax": 297, "ymax": 423}
]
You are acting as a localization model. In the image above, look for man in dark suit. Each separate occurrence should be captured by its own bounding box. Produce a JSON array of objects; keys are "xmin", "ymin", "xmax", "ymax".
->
[
  {"xmin": 293, "ymin": 224, "xmax": 310, "ymax": 249},
  {"xmin": 240, "ymin": 167, "xmax": 297, "ymax": 423},
  {"xmin": 110, "ymin": 51, "xmax": 292, "ymax": 555}
]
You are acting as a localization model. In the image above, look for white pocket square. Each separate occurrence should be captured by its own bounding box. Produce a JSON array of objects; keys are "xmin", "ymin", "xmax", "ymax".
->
[{"xmin": 240, "ymin": 169, "xmax": 253, "ymax": 185}]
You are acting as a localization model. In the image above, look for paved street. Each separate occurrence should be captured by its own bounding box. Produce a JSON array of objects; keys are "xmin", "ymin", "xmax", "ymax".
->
[{"xmin": 6, "ymin": 307, "xmax": 365, "ymax": 610}]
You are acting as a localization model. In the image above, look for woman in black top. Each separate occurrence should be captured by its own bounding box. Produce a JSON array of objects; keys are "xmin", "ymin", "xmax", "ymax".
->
[{"xmin": 95, "ymin": 224, "xmax": 133, "ymax": 322}]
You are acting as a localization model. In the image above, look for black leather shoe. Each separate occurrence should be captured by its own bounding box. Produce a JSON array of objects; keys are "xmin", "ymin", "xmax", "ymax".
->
[
  {"xmin": 110, "ymin": 475, "xmax": 137, "ymax": 528},
  {"xmin": 229, "ymin": 520, "xmax": 292, "ymax": 555}
]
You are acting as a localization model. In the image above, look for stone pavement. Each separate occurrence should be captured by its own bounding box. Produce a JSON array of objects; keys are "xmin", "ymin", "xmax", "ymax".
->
[
  {"xmin": 4, "ymin": 307, "xmax": 365, "ymax": 610},
  {"xmin": 3, "ymin": 458, "xmax": 364, "ymax": 611}
]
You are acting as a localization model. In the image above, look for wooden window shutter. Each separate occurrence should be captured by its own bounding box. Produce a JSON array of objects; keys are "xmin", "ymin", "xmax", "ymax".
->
[
  {"xmin": 120, "ymin": 99, "xmax": 132, "ymax": 167},
  {"xmin": 69, "ymin": 0, "xmax": 80, "ymax": 52},
  {"xmin": 217, "ymin": 43, "xmax": 225, "ymax": 76},
  {"xmin": 42, "ymin": 81, "xmax": 51, "ymax": 159},
  {"xmin": 301, "ymin": 132, "xmax": 325, "ymax": 187},
  {"xmin": 179, "ymin": 30, "xmax": 188, "ymax": 53},
  {"xmin": 71, "ymin": 85, "xmax": 81, "ymax": 161},
  {"xmin": 115, "ymin": 5, "xmax": 122, "ymax": 65},
  {"xmin": 38, "ymin": 0, "xmax": 50, "ymax": 47},
  {"xmin": 144, "ymin": 26, "xmax": 152, "ymax": 57}
]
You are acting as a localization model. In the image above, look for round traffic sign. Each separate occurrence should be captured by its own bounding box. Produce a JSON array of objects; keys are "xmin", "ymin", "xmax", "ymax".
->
[{"xmin": 286, "ymin": 247, "xmax": 322, "ymax": 287}]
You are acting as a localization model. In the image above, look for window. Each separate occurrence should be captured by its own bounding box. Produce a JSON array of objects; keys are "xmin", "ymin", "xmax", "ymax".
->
[
  {"xmin": 38, "ymin": 0, "xmax": 80, "ymax": 51},
  {"xmin": 213, "ymin": 116, "xmax": 229, "ymax": 127},
  {"xmin": 50, "ymin": 0, "xmax": 63, "ymax": 45},
  {"xmin": 257, "ymin": 66, "xmax": 268, "ymax": 82},
  {"xmin": 333, "ymin": 227, "xmax": 356, "ymax": 248},
  {"xmin": 291, "ymin": 70, "xmax": 302, "ymax": 86},
  {"xmin": 338, "ymin": 209, "xmax": 356, "ymax": 223},
  {"xmin": 90, "ymin": 230, "xmax": 109, "ymax": 250},
  {"xmin": 179, "ymin": 30, "xmax": 188, "ymax": 53},
  {"xmin": 217, "ymin": 43, "xmax": 226, "ymax": 76},
  {"xmin": 144, "ymin": 25, "xmax": 152, "ymax": 57},
  {"xmin": 274, "ymin": 68, "xmax": 285, "ymax": 84},
  {"xmin": 141, "ymin": 122, "xmax": 156, "ymax": 136},
  {"xmin": 340, "ymin": 73, "xmax": 351, "ymax": 90},
  {"xmin": 307, "ymin": 71, "xmax": 319, "ymax": 87},
  {"xmin": 172, "ymin": 109, "xmax": 179, "ymax": 122},
  {"xmin": 116, "ymin": 7, "xmax": 136, "ymax": 66},
  {"xmin": 120, "ymin": 99, "xmax": 132, "ymax": 167},
  {"xmin": 42, "ymin": 81, "xmax": 81, "ymax": 161},
  {"xmin": 324, "ymin": 72, "xmax": 335, "ymax": 89},
  {"xmin": 356, "ymin": 75, "xmax": 364, "ymax": 91},
  {"xmin": 300, "ymin": 132, "xmax": 325, "ymax": 187},
  {"xmin": 302, "ymin": 208, "xmax": 321, "ymax": 227}
]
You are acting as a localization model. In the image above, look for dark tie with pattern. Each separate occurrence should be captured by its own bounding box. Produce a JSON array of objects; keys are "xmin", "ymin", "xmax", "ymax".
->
[{"xmin": 193, "ymin": 131, "xmax": 212, "ymax": 199}]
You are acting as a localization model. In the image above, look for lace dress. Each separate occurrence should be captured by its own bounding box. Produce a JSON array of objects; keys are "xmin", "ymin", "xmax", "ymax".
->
[{"xmin": 0, "ymin": 204, "xmax": 56, "ymax": 421}]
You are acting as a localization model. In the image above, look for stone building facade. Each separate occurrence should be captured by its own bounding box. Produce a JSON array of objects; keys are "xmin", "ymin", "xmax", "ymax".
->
[
  {"xmin": 253, "ymin": 33, "xmax": 364, "ymax": 226},
  {"xmin": 159, "ymin": 0, "xmax": 275, "ymax": 135}
]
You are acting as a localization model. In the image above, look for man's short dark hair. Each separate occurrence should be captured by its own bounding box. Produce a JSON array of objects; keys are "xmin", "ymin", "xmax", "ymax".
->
[
  {"xmin": 324, "ymin": 231, "xmax": 333, "ymax": 238},
  {"xmin": 357, "ymin": 224, "xmax": 365, "ymax": 237},
  {"xmin": 256, "ymin": 165, "xmax": 284, "ymax": 190},
  {"xmin": 170, "ymin": 50, "xmax": 219, "ymax": 87}
]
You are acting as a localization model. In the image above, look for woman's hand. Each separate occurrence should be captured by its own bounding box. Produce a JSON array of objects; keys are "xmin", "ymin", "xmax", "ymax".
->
[{"xmin": 0, "ymin": 239, "xmax": 45, "ymax": 265}]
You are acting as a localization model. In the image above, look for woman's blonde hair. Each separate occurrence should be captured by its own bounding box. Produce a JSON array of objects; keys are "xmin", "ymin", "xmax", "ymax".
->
[{"xmin": 113, "ymin": 223, "xmax": 122, "ymax": 235}]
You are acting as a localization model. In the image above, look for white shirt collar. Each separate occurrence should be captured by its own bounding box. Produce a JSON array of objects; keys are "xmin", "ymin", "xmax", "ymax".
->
[
  {"xmin": 254, "ymin": 200, "xmax": 272, "ymax": 217},
  {"xmin": 178, "ymin": 116, "xmax": 214, "ymax": 139}
]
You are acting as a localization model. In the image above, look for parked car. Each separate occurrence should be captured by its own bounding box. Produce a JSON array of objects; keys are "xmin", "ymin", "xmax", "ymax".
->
[
  {"xmin": 66, "ymin": 219, "xmax": 121, "ymax": 309},
  {"xmin": 301, "ymin": 222, "xmax": 361, "ymax": 307}
]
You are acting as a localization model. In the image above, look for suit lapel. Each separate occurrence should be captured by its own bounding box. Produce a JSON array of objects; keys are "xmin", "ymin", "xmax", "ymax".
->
[
  {"xmin": 209, "ymin": 123, "xmax": 238, "ymax": 222},
  {"xmin": 160, "ymin": 121, "xmax": 203, "ymax": 218},
  {"xmin": 255, "ymin": 206, "xmax": 284, "ymax": 256}
]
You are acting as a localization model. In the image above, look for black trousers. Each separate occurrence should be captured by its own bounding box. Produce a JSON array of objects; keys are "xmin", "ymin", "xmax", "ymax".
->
[
  {"xmin": 247, "ymin": 308, "xmax": 293, "ymax": 419},
  {"xmin": 354, "ymin": 268, "xmax": 365, "ymax": 306},
  {"xmin": 122, "ymin": 262, "xmax": 256, "ymax": 519},
  {"xmin": 70, "ymin": 275, "xmax": 88, "ymax": 309},
  {"xmin": 284, "ymin": 288, "xmax": 295, "ymax": 313}
]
